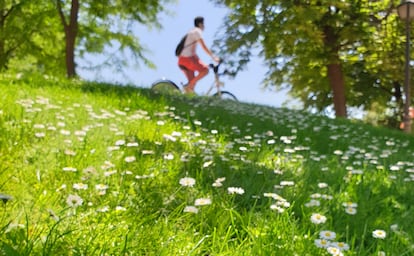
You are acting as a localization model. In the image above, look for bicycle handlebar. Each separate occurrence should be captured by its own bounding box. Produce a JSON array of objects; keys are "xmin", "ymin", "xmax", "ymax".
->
[{"xmin": 209, "ymin": 59, "xmax": 224, "ymax": 74}]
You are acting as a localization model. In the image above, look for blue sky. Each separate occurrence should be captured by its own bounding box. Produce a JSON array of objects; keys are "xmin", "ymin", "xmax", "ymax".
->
[{"xmin": 78, "ymin": 0, "xmax": 293, "ymax": 108}]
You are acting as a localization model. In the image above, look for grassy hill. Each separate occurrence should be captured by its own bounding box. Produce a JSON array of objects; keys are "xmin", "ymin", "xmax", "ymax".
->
[{"xmin": 1, "ymin": 74, "xmax": 414, "ymax": 255}]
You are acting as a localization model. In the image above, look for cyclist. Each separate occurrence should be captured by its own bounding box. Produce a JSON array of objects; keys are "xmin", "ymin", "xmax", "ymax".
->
[{"xmin": 177, "ymin": 16, "xmax": 220, "ymax": 94}]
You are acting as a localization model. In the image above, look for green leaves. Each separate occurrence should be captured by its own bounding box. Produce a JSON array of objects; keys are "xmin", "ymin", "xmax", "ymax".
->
[
  {"xmin": 1, "ymin": 0, "xmax": 173, "ymax": 77},
  {"xmin": 212, "ymin": 0, "xmax": 407, "ymax": 122}
]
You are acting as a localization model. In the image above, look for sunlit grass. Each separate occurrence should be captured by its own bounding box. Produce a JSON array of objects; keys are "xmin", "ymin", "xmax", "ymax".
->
[{"xmin": 1, "ymin": 73, "xmax": 414, "ymax": 255}]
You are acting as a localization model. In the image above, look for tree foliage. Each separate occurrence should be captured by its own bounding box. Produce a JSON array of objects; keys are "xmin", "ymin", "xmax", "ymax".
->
[
  {"xmin": 0, "ymin": 0, "xmax": 63, "ymax": 74},
  {"xmin": 211, "ymin": 0, "xmax": 408, "ymax": 121},
  {"xmin": 55, "ymin": 0, "xmax": 175, "ymax": 77},
  {"xmin": 1, "ymin": 0, "xmax": 175, "ymax": 77}
]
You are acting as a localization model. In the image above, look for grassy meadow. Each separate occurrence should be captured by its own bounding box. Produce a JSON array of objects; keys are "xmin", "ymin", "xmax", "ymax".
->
[{"xmin": 1, "ymin": 74, "xmax": 414, "ymax": 255}]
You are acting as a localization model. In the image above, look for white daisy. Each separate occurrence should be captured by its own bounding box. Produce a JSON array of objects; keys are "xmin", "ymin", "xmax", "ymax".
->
[
  {"xmin": 179, "ymin": 177, "xmax": 196, "ymax": 187},
  {"xmin": 310, "ymin": 213, "xmax": 327, "ymax": 224},
  {"xmin": 372, "ymin": 229, "xmax": 386, "ymax": 239},
  {"xmin": 66, "ymin": 194, "xmax": 83, "ymax": 208}
]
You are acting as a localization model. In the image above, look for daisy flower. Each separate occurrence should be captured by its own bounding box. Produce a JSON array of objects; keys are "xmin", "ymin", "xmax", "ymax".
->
[
  {"xmin": 194, "ymin": 198, "xmax": 212, "ymax": 206},
  {"xmin": 227, "ymin": 187, "xmax": 245, "ymax": 195},
  {"xmin": 66, "ymin": 194, "xmax": 83, "ymax": 208},
  {"xmin": 344, "ymin": 206, "xmax": 357, "ymax": 215},
  {"xmin": 314, "ymin": 239, "xmax": 331, "ymax": 248},
  {"xmin": 330, "ymin": 241, "xmax": 350, "ymax": 251},
  {"xmin": 124, "ymin": 156, "xmax": 136, "ymax": 163},
  {"xmin": 179, "ymin": 177, "xmax": 196, "ymax": 187},
  {"xmin": 73, "ymin": 183, "xmax": 88, "ymax": 190},
  {"xmin": 320, "ymin": 230, "xmax": 336, "ymax": 240},
  {"xmin": 183, "ymin": 206, "xmax": 199, "ymax": 214},
  {"xmin": 372, "ymin": 229, "xmax": 386, "ymax": 239},
  {"xmin": 327, "ymin": 246, "xmax": 343, "ymax": 256},
  {"xmin": 310, "ymin": 213, "xmax": 327, "ymax": 224},
  {"xmin": 304, "ymin": 199, "xmax": 321, "ymax": 207}
]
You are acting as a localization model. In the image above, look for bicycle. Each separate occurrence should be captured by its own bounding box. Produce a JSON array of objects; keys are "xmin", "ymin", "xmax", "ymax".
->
[{"xmin": 151, "ymin": 60, "xmax": 238, "ymax": 101}]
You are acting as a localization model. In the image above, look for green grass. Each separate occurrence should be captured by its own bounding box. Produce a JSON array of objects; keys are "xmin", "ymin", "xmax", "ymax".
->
[{"xmin": 1, "ymin": 73, "xmax": 414, "ymax": 255}]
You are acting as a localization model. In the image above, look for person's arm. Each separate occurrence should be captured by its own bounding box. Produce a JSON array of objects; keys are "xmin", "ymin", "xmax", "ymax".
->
[{"xmin": 199, "ymin": 38, "xmax": 220, "ymax": 63}]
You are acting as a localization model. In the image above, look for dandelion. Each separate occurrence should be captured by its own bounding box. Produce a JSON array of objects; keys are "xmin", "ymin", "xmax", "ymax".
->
[
  {"xmin": 227, "ymin": 187, "xmax": 245, "ymax": 195},
  {"xmin": 372, "ymin": 229, "xmax": 386, "ymax": 239},
  {"xmin": 320, "ymin": 230, "xmax": 336, "ymax": 240},
  {"xmin": 310, "ymin": 213, "xmax": 327, "ymax": 224},
  {"xmin": 66, "ymin": 194, "xmax": 83, "ymax": 208},
  {"xmin": 179, "ymin": 177, "xmax": 196, "ymax": 187},
  {"xmin": 183, "ymin": 206, "xmax": 199, "ymax": 214},
  {"xmin": 194, "ymin": 198, "xmax": 212, "ymax": 206}
]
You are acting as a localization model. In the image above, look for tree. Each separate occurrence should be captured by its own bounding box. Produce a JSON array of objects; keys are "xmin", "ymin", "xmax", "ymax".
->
[
  {"xmin": 211, "ymin": 0, "xmax": 405, "ymax": 119},
  {"xmin": 0, "ymin": 1, "xmax": 62, "ymax": 73},
  {"xmin": 55, "ymin": 0, "xmax": 174, "ymax": 78}
]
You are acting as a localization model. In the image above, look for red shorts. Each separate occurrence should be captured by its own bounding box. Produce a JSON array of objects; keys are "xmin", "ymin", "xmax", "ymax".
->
[{"xmin": 178, "ymin": 55, "xmax": 208, "ymax": 73}]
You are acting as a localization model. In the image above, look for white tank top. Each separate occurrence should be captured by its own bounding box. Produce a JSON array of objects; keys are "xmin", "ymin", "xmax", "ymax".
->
[{"xmin": 181, "ymin": 27, "xmax": 202, "ymax": 57}]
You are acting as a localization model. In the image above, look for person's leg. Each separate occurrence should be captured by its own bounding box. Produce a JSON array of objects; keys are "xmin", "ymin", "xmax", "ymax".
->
[
  {"xmin": 187, "ymin": 56, "xmax": 209, "ymax": 90},
  {"xmin": 178, "ymin": 58, "xmax": 195, "ymax": 93}
]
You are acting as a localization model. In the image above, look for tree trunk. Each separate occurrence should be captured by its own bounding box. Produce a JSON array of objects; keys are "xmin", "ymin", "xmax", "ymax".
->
[
  {"xmin": 57, "ymin": 0, "xmax": 79, "ymax": 78},
  {"xmin": 65, "ymin": 27, "xmax": 77, "ymax": 78},
  {"xmin": 327, "ymin": 62, "xmax": 347, "ymax": 117},
  {"xmin": 323, "ymin": 23, "xmax": 347, "ymax": 118}
]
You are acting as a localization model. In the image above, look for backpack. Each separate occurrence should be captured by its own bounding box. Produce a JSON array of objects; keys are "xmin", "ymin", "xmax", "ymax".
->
[{"xmin": 175, "ymin": 35, "xmax": 187, "ymax": 57}]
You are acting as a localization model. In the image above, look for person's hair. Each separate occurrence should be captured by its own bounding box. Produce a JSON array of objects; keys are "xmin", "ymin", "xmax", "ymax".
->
[{"xmin": 194, "ymin": 16, "xmax": 204, "ymax": 28}]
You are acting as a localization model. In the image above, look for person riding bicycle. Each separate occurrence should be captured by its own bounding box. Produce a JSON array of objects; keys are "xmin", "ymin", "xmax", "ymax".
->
[{"xmin": 177, "ymin": 16, "xmax": 220, "ymax": 94}]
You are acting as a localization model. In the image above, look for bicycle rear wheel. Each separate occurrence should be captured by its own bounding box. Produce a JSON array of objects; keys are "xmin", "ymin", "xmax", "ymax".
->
[
  {"xmin": 213, "ymin": 91, "xmax": 238, "ymax": 101},
  {"xmin": 151, "ymin": 79, "xmax": 181, "ymax": 95}
]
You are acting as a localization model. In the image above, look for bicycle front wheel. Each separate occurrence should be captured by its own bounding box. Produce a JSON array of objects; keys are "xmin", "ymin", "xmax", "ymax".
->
[
  {"xmin": 213, "ymin": 91, "xmax": 238, "ymax": 101},
  {"xmin": 151, "ymin": 79, "xmax": 181, "ymax": 95}
]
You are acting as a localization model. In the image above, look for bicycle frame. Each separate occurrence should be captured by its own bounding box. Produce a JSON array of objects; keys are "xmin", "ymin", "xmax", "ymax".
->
[
  {"xmin": 151, "ymin": 60, "xmax": 237, "ymax": 100},
  {"xmin": 204, "ymin": 62, "xmax": 225, "ymax": 97}
]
